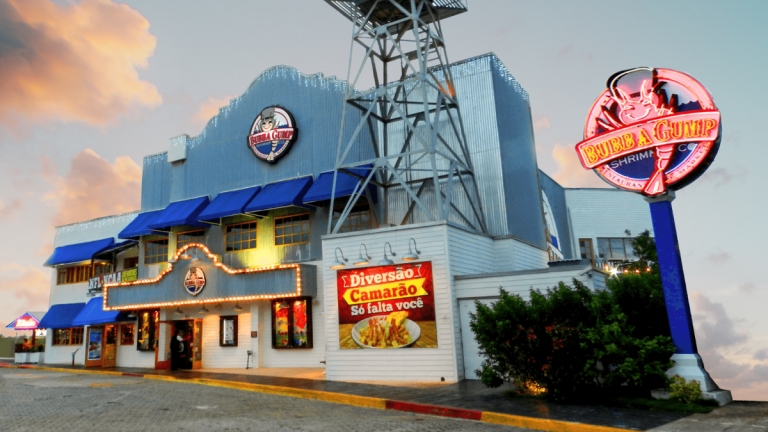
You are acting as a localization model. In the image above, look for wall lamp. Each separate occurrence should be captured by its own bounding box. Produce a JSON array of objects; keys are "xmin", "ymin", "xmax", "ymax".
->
[
  {"xmin": 233, "ymin": 303, "xmax": 244, "ymax": 312},
  {"xmin": 402, "ymin": 238, "xmax": 421, "ymax": 261},
  {"xmin": 197, "ymin": 305, "xmax": 209, "ymax": 314},
  {"xmin": 353, "ymin": 244, "xmax": 371, "ymax": 266},
  {"xmin": 330, "ymin": 247, "xmax": 348, "ymax": 270},
  {"xmin": 173, "ymin": 307, "xmax": 184, "ymax": 316},
  {"xmin": 379, "ymin": 242, "xmax": 396, "ymax": 265}
]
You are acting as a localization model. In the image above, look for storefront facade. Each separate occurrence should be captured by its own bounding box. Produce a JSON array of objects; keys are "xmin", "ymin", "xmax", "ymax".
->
[{"xmin": 40, "ymin": 53, "xmax": 653, "ymax": 380}]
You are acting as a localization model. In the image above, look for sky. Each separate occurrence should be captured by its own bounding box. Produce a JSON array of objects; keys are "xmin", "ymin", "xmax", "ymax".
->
[{"xmin": 0, "ymin": 0, "xmax": 765, "ymax": 400}]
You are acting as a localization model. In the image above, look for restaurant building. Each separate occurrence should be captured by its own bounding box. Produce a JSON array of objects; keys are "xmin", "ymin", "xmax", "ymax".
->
[{"xmin": 40, "ymin": 53, "xmax": 653, "ymax": 381}]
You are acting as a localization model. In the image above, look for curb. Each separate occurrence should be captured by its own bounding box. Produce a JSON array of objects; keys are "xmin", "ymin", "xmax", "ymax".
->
[{"xmin": 0, "ymin": 363, "xmax": 633, "ymax": 432}]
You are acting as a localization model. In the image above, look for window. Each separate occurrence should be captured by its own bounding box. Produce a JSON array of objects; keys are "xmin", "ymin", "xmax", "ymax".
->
[
  {"xmin": 177, "ymin": 230, "xmax": 205, "ymax": 249},
  {"xmin": 219, "ymin": 316, "xmax": 238, "ymax": 347},
  {"xmin": 53, "ymin": 327, "xmax": 83, "ymax": 345},
  {"xmin": 579, "ymin": 238, "xmax": 595, "ymax": 265},
  {"xmin": 274, "ymin": 214, "xmax": 310, "ymax": 246},
  {"xmin": 332, "ymin": 204, "xmax": 373, "ymax": 233},
  {"xmin": 271, "ymin": 297, "xmax": 312, "ymax": 349},
  {"xmin": 120, "ymin": 324, "xmax": 135, "ymax": 345},
  {"xmin": 225, "ymin": 222, "xmax": 257, "ymax": 252},
  {"xmin": 92, "ymin": 262, "xmax": 112, "ymax": 277},
  {"xmin": 144, "ymin": 239, "xmax": 168, "ymax": 264},
  {"xmin": 56, "ymin": 265, "xmax": 91, "ymax": 285},
  {"xmin": 597, "ymin": 237, "xmax": 638, "ymax": 262},
  {"xmin": 123, "ymin": 257, "xmax": 138, "ymax": 269},
  {"xmin": 136, "ymin": 310, "xmax": 158, "ymax": 351}
]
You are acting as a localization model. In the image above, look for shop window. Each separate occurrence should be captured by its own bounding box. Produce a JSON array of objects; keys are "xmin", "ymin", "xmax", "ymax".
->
[
  {"xmin": 225, "ymin": 222, "xmax": 257, "ymax": 252},
  {"xmin": 597, "ymin": 237, "xmax": 639, "ymax": 262},
  {"xmin": 274, "ymin": 214, "xmax": 310, "ymax": 246},
  {"xmin": 120, "ymin": 324, "xmax": 135, "ymax": 345},
  {"xmin": 136, "ymin": 310, "xmax": 158, "ymax": 351},
  {"xmin": 53, "ymin": 327, "xmax": 83, "ymax": 345},
  {"xmin": 271, "ymin": 297, "xmax": 312, "ymax": 349},
  {"xmin": 177, "ymin": 230, "xmax": 205, "ymax": 249},
  {"xmin": 332, "ymin": 204, "xmax": 373, "ymax": 233},
  {"xmin": 144, "ymin": 239, "xmax": 168, "ymax": 265},
  {"xmin": 219, "ymin": 316, "xmax": 238, "ymax": 347},
  {"xmin": 56, "ymin": 265, "xmax": 91, "ymax": 285},
  {"xmin": 123, "ymin": 257, "xmax": 139, "ymax": 269}
]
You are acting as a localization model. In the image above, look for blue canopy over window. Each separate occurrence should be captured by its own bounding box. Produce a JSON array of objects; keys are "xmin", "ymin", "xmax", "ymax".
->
[
  {"xmin": 38, "ymin": 303, "xmax": 86, "ymax": 329},
  {"xmin": 303, "ymin": 165, "xmax": 375, "ymax": 204},
  {"xmin": 198, "ymin": 186, "xmax": 262, "ymax": 223},
  {"xmin": 44, "ymin": 238, "xmax": 115, "ymax": 267},
  {"xmin": 148, "ymin": 196, "xmax": 210, "ymax": 231},
  {"xmin": 71, "ymin": 297, "xmax": 133, "ymax": 327},
  {"xmin": 118, "ymin": 209, "xmax": 165, "ymax": 240},
  {"xmin": 244, "ymin": 177, "xmax": 313, "ymax": 213}
]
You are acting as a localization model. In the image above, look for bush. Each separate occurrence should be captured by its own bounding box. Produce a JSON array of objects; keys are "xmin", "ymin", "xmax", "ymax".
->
[
  {"xmin": 669, "ymin": 375, "xmax": 702, "ymax": 404},
  {"xmin": 470, "ymin": 231, "xmax": 675, "ymax": 401}
]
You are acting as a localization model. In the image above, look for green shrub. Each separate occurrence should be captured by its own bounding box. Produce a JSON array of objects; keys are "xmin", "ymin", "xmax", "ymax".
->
[{"xmin": 669, "ymin": 375, "xmax": 703, "ymax": 404}]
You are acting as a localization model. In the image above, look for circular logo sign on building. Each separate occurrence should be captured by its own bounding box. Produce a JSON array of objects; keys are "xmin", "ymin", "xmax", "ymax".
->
[
  {"xmin": 247, "ymin": 106, "xmax": 297, "ymax": 163},
  {"xmin": 184, "ymin": 267, "xmax": 206, "ymax": 296},
  {"xmin": 574, "ymin": 68, "xmax": 721, "ymax": 196}
]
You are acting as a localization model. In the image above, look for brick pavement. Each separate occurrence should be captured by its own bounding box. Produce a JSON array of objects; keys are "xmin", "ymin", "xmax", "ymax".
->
[{"xmin": 0, "ymin": 368, "xmax": 522, "ymax": 432}]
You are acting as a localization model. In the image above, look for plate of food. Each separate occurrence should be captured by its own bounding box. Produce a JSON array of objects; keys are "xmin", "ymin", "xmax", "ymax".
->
[{"xmin": 351, "ymin": 311, "xmax": 421, "ymax": 349}]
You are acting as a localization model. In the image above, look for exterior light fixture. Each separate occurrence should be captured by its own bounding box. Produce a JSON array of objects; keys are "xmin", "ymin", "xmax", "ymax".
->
[
  {"xmin": 330, "ymin": 247, "xmax": 348, "ymax": 270},
  {"xmin": 173, "ymin": 307, "xmax": 184, "ymax": 316},
  {"xmin": 180, "ymin": 252, "xmax": 192, "ymax": 260},
  {"xmin": 379, "ymin": 242, "xmax": 396, "ymax": 265},
  {"xmin": 127, "ymin": 312, "xmax": 137, "ymax": 319},
  {"xmin": 197, "ymin": 305, "xmax": 209, "ymax": 314},
  {"xmin": 233, "ymin": 303, "xmax": 243, "ymax": 312},
  {"xmin": 190, "ymin": 249, "xmax": 200, "ymax": 263},
  {"xmin": 353, "ymin": 244, "xmax": 371, "ymax": 266},
  {"xmin": 401, "ymin": 238, "xmax": 421, "ymax": 261}
]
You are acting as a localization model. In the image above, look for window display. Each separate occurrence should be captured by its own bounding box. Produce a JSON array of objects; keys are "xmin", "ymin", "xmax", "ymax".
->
[
  {"xmin": 219, "ymin": 316, "xmax": 238, "ymax": 347},
  {"xmin": 137, "ymin": 310, "xmax": 158, "ymax": 351},
  {"xmin": 271, "ymin": 297, "xmax": 312, "ymax": 349},
  {"xmin": 120, "ymin": 324, "xmax": 134, "ymax": 345}
]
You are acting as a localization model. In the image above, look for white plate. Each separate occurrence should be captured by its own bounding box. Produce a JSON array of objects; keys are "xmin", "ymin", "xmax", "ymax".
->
[{"xmin": 351, "ymin": 315, "xmax": 421, "ymax": 349}]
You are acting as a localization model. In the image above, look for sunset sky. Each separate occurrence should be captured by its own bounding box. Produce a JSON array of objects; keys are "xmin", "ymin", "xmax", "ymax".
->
[{"xmin": 1, "ymin": 0, "xmax": 765, "ymax": 400}]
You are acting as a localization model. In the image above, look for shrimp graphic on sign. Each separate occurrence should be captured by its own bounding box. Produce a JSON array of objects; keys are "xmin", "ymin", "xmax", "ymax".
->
[{"xmin": 184, "ymin": 267, "xmax": 206, "ymax": 296}]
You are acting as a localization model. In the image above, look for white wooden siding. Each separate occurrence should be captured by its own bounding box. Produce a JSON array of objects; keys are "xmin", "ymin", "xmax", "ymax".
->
[
  {"xmin": 43, "ymin": 334, "xmax": 85, "ymax": 365},
  {"xmin": 49, "ymin": 281, "xmax": 89, "ymax": 306},
  {"xmin": 455, "ymin": 267, "xmax": 598, "ymax": 300}
]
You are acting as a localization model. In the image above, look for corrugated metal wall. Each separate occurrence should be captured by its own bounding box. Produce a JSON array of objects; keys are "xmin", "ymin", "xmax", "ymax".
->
[{"xmin": 538, "ymin": 170, "xmax": 575, "ymax": 259}]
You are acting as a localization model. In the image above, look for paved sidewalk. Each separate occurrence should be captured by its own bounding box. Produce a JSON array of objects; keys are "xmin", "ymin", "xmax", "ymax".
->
[{"xmin": 3, "ymin": 363, "xmax": 766, "ymax": 431}]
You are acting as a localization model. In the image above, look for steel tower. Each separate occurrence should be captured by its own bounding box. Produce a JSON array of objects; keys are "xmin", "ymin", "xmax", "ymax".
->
[{"xmin": 326, "ymin": 0, "xmax": 487, "ymax": 234}]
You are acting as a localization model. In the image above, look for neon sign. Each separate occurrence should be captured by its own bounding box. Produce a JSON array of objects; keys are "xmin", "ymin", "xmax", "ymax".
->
[
  {"xmin": 12, "ymin": 313, "xmax": 39, "ymax": 330},
  {"xmin": 574, "ymin": 68, "xmax": 721, "ymax": 196},
  {"xmin": 247, "ymin": 106, "xmax": 297, "ymax": 163}
]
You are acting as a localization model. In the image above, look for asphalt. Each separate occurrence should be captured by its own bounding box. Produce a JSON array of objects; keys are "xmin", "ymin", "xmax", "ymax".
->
[{"xmin": 2, "ymin": 362, "xmax": 766, "ymax": 432}]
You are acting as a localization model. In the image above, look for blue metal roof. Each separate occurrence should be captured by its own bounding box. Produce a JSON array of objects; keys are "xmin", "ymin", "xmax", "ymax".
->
[
  {"xmin": 303, "ymin": 165, "xmax": 374, "ymax": 204},
  {"xmin": 38, "ymin": 303, "xmax": 86, "ymax": 329},
  {"xmin": 148, "ymin": 196, "xmax": 210, "ymax": 231},
  {"xmin": 118, "ymin": 209, "xmax": 165, "ymax": 239},
  {"xmin": 198, "ymin": 186, "xmax": 262, "ymax": 223},
  {"xmin": 44, "ymin": 238, "xmax": 115, "ymax": 267},
  {"xmin": 71, "ymin": 297, "xmax": 133, "ymax": 327},
  {"xmin": 244, "ymin": 177, "xmax": 313, "ymax": 213}
]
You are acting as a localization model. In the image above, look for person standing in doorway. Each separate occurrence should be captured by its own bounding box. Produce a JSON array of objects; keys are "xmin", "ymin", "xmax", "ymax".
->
[{"xmin": 170, "ymin": 329, "xmax": 183, "ymax": 371}]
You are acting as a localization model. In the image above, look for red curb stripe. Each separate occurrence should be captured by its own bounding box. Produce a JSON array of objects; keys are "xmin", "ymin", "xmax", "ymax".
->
[
  {"xmin": 385, "ymin": 400, "xmax": 483, "ymax": 420},
  {"xmin": 122, "ymin": 372, "xmax": 144, "ymax": 377}
]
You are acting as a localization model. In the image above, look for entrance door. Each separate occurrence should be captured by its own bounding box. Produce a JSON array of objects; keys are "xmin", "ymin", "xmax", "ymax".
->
[
  {"xmin": 192, "ymin": 319, "xmax": 203, "ymax": 370},
  {"xmin": 103, "ymin": 324, "xmax": 117, "ymax": 368},
  {"xmin": 155, "ymin": 321, "xmax": 173, "ymax": 370},
  {"xmin": 85, "ymin": 326, "xmax": 104, "ymax": 367},
  {"xmin": 459, "ymin": 299, "xmax": 494, "ymax": 380}
]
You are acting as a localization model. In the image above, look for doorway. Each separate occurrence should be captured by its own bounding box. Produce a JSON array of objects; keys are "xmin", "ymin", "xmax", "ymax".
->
[{"xmin": 156, "ymin": 319, "xmax": 202, "ymax": 370}]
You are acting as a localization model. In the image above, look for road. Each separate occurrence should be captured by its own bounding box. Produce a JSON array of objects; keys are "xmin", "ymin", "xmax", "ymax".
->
[{"xmin": 0, "ymin": 368, "xmax": 523, "ymax": 431}]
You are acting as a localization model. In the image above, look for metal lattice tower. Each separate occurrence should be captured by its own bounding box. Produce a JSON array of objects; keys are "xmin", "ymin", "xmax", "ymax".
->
[{"xmin": 326, "ymin": 0, "xmax": 487, "ymax": 234}]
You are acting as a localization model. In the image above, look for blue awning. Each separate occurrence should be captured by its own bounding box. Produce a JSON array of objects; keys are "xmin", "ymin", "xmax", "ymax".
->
[
  {"xmin": 94, "ymin": 240, "xmax": 138, "ymax": 256},
  {"xmin": 303, "ymin": 165, "xmax": 375, "ymax": 204},
  {"xmin": 244, "ymin": 177, "xmax": 313, "ymax": 213},
  {"xmin": 118, "ymin": 209, "xmax": 165, "ymax": 239},
  {"xmin": 44, "ymin": 238, "xmax": 115, "ymax": 267},
  {"xmin": 198, "ymin": 186, "xmax": 262, "ymax": 223},
  {"xmin": 38, "ymin": 303, "xmax": 86, "ymax": 329},
  {"xmin": 148, "ymin": 196, "xmax": 210, "ymax": 231},
  {"xmin": 71, "ymin": 297, "xmax": 133, "ymax": 327}
]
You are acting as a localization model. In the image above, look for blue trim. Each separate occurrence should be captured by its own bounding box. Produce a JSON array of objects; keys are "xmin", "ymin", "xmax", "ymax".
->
[
  {"xmin": 44, "ymin": 238, "xmax": 115, "ymax": 267},
  {"xmin": 303, "ymin": 165, "xmax": 375, "ymax": 204},
  {"xmin": 649, "ymin": 200, "xmax": 697, "ymax": 354},
  {"xmin": 148, "ymin": 196, "xmax": 210, "ymax": 231},
  {"xmin": 244, "ymin": 177, "xmax": 313, "ymax": 213},
  {"xmin": 71, "ymin": 297, "xmax": 133, "ymax": 327},
  {"xmin": 38, "ymin": 303, "xmax": 86, "ymax": 329},
  {"xmin": 198, "ymin": 186, "xmax": 262, "ymax": 223},
  {"xmin": 118, "ymin": 209, "xmax": 165, "ymax": 239}
]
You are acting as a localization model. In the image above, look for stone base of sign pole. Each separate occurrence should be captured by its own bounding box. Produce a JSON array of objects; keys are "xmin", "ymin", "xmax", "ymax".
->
[{"xmin": 662, "ymin": 354, "xmax": 732, "ymax": 405}]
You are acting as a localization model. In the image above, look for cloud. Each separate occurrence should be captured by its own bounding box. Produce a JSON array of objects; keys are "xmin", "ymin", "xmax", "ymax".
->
[
  {"xmin": 738, "ymin": 281, "xmax": 757, "ymax": 294},
  {"xmin": 703, "ymin": 250, "xmax": 731, "ymax": 266},
  {"xmin": 691, "ymin": 292, "xmax": 748, "ymax": 349},
  {"xmin": 548, "ymin": 143, "xmax": 610, "ymax": 188},
  {"xmin": 698, "ymin": 167, "xmax": 742, "ymax": 188},
  {"xmin": 44, "ymin": 148, "xmax": 141, "ymax": 226},
  {"xmin": 192, "ymin": 94, "xmax": 235, "ymax": 126},
  {"xmin": 558, "ymin": 44, "xmax": 573, "ymax": 56},
  {"xmin": 0, "ymin": 198, "xmax": 22, "ymax": 219},
  {"xmin": 0, "ymin": 262, "xmax": 50, "ymax": 336},
  {"xmin": 0, "ymin": 0, "xmax": 161, "ymax": 127},
  {"xmin": 533, "ymin": 116, "xmax": 551, "ymax": 131},
  {"xmin": 755, "ymin": 349, "xmax": 768, "ymax": 361}
]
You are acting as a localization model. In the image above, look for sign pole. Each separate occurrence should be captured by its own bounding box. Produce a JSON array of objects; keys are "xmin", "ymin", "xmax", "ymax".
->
[{"xmin": 646, "ymin": 191, "xmax": 731, "ymax": 404}]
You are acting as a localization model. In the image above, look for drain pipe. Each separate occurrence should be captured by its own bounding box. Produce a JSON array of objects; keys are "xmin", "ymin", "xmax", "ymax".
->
[{"xmin": 71, "ymin": 348, "xmax": 79, "ymax": 366}]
